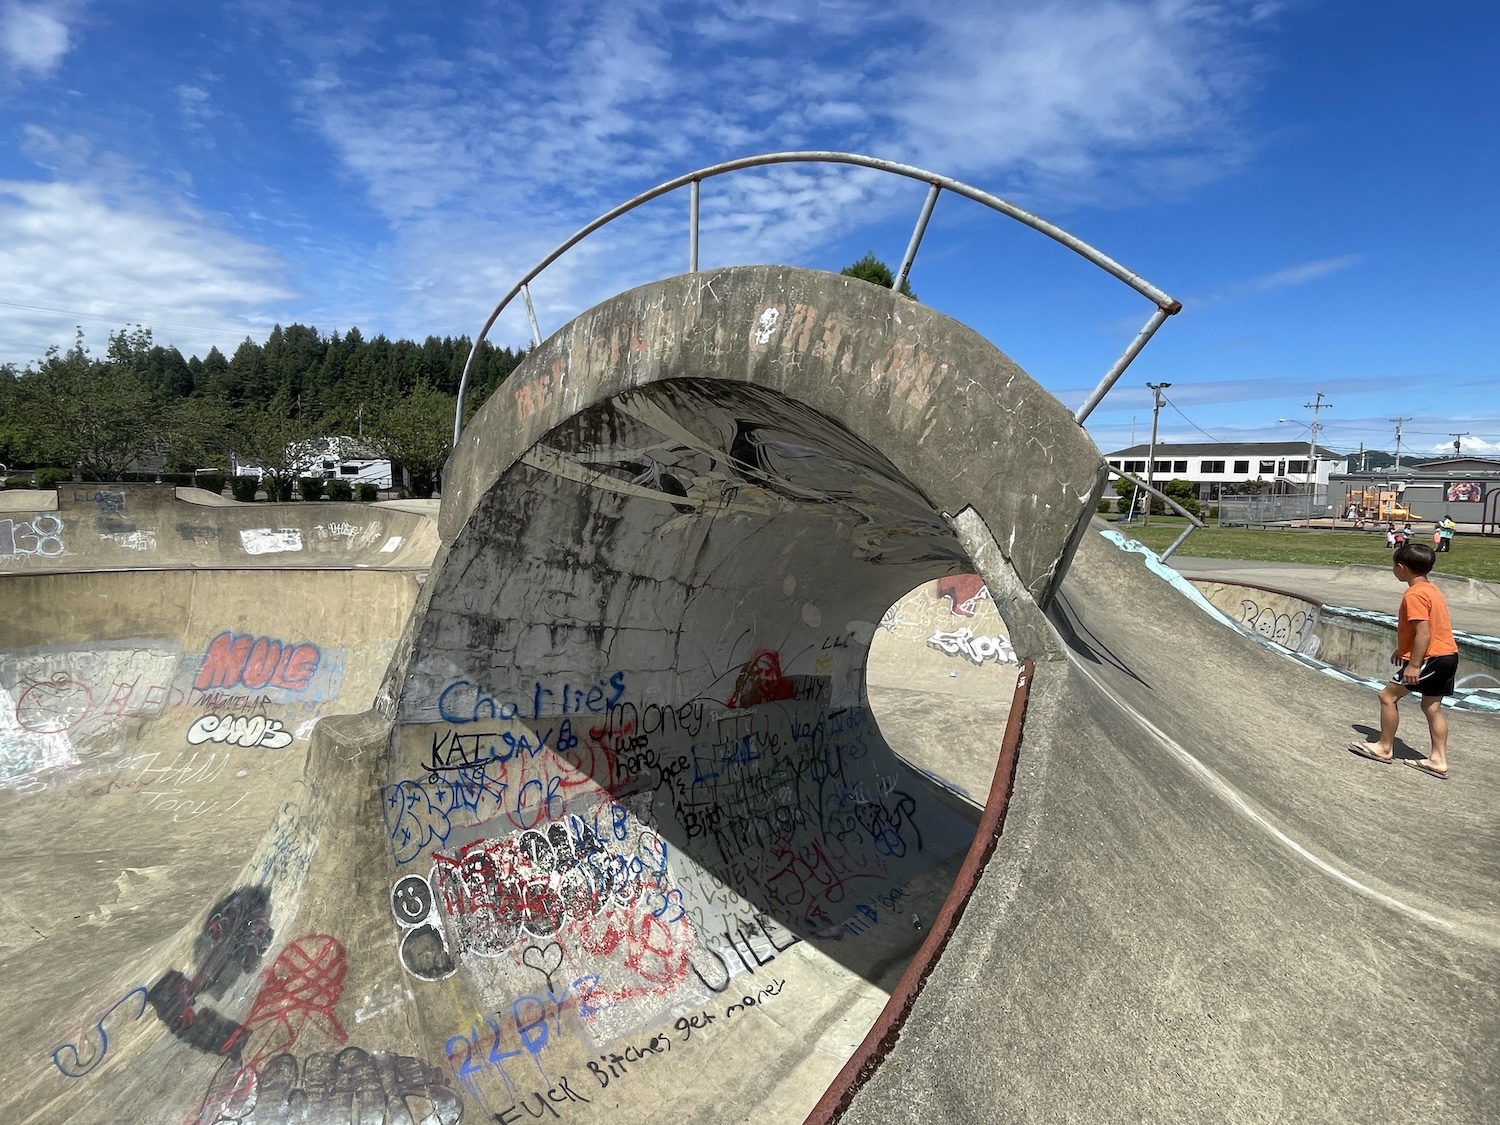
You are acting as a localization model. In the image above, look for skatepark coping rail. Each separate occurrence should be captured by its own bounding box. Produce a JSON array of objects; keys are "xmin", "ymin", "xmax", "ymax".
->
[{"xmin": 452, "ymin": 150, "xmax": 1184, "ymax": 443}]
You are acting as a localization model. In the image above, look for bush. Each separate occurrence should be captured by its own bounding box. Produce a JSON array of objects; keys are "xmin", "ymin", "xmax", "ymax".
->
[
  {"xmin": 4, "ymin": 476, "xmax": 31, "ymax": 489},
  {"xmin": 230, "ymin": 475, "xmax": 260, "ymax": 502},
  {"xmin": 297, "ymin": 477, "xmax": 326, "ymax": 501},
  {"xmin": 33, "ymin": 467, "xmax": 70, "ymax": 489},
  {"xmin": 1097, "ymin": 498, "xmax": 1114, "ymax": 515},
  {"xmin": 266, "ymin": 476, "xmax": 294, "ymax": 503},
  {"xmin": 409, "ymin": 470, "xmax": 437, "ymax": 499},
  {"xmin": 355, "ymin": 482, "xmax": 379, "ymax": 502},
  {"xmin": 1208, "ymin": 505, "xmax": 1220, "ymax": 521},
  {"xmin": 326, "ymin": 479, "xmax": 353, "ymax": 502},
  {"xmin": 194, "ymin": 472, "xmax": 227, "ymax": 496}
]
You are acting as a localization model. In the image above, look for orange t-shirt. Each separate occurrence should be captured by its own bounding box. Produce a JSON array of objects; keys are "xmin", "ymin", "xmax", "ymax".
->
[{"xmin": 1397, "ymin": 581, "xmax": 1459, "ymax": 660}]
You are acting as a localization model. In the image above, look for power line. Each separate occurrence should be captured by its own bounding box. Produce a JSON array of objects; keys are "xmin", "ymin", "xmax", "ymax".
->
[
  {"xmin": 1162, "ymin": 396, "xmax": 1227, "ymax": 444},
  {"xmin": 0, "ymin": 298, "xmax": 270, "ymax": 341}
]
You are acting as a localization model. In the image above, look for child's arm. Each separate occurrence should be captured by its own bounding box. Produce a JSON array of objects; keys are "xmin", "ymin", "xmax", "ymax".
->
[{"xmin": 1403, "ymin": 619, "xmax": 1431, "ymax": 684}]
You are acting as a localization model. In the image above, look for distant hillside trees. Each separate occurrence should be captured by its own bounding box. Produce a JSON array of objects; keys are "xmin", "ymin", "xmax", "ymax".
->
[{"xmin": 0, "ymin": 323, "xmax": 526, "ymax": 484}]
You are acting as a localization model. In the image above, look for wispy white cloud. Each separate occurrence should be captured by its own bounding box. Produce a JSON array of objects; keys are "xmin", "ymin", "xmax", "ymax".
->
[
  {"xmin": 1248, "ymin": 254, "xmax": 1364, "ymax": 292},
  {"xmin": 0, "ymin": 178, "xmax": 296, "ymax": 364},
  {"xmin": 245, "ymin": 0, "xmax": 1279, "ymax": 344},
  {"xmin": 0, "ymin": 0, "xmax": 1287, "ymax": 359},
  {"xmin": 1189, "ymin": 252, "xmax": 1365, "ymax": 308},
  {"xmin": 1426, "ymin": 436, "xmax": 1500, "ymax": 457},
  {"xmin": 0, "ymin": 1, "xmax": 74, "ymax": 76}
]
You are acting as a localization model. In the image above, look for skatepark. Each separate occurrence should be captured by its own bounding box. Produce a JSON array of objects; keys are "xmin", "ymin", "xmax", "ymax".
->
[{"xmin": 3, "ymin": 196, "xmax": 1498, "ymax": 1121}]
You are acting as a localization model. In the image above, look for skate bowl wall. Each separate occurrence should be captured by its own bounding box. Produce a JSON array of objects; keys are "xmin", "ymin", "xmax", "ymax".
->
[
  {"xmin": 355, "ymin": 264, "xmax": 1104, "ymax": 1120},
  {"xmin": 0, "ymin": 484, "xmax": 437, "ymax": 571},
  {"xmin": 1190, "ymin": 578, "xmax": 1500, "ymax": 693}
]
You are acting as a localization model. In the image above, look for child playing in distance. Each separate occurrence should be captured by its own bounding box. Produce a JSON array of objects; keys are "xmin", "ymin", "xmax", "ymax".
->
[{"xmin": 1349, "ymin": 542, "xmax": 1459, "ymax": 779}]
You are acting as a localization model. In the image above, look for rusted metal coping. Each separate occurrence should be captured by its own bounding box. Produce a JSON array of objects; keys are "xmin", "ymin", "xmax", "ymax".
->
[
  {"xmin": 802, "ymin": 657, "xmax": 1036, "ymax": 1125},
  {"xmin": 451, "ymin": 151, "xmax": 1181, "ymax": 443}
]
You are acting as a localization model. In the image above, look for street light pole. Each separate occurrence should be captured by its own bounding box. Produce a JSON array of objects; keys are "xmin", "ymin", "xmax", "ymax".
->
[{"xmin": 1145, "ymin": 381, "xmax": 1171, "ymax": 527}]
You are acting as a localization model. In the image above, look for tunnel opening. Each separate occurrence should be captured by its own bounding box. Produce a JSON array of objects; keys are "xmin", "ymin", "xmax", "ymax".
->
[
  {"xmin": 385, "ymin": 378, "xmax": 1020, "ymax": 1075},
  {"xmin": 866, "ymin": 574, "xmax": 1023, "ymax": 809}
]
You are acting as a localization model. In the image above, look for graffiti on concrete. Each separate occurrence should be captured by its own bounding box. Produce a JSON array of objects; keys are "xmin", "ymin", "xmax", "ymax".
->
[
  {"xmin": 936, "ymin": 574, "xmax": 988, "ymax": 617},
  {"xmin": 239, "ymin": 528, "xmax": 303, "ymax": 555},
  {"xmin": 148, "ymin": 886, "xmax": 275, "ymax": 1060},
  {"xmin": 196, "ymin": 1047, "xmax": 463, "ymax": 1125},
  {"xmin": 240, "ymin": 933, "xmax": 349, "ymax": 1069},
  {"xmin": 195, "ymin": 633, "xmax": 323, "ymax": 694},
  {"xmin": 391, "ymin": 873, "xmax": 458, "ymax": 982},
  {"xmin": 188, "ymin": 714, "xmax": 295, "ymax": 749},
  {"xmin": 1236, "ymin": 598, "xmax": 1321, "ymax": 656},
  {"xmin": 1, "ymin": 643, "xmax": 180, "ymax": 787},
  {"xmin": 0, "ymin": 514, "xmax": 65, "ymax": 559},
  {"xmin": 926, "ymin": 626, "xmax": 1018, "ymax": 665},
  {"xmin": 99, "ymin": 529, "xmax": 157, "ymax": 551},
  {"xmin": 50, "ymin": 987, "xmax": 151, "ymax": 1078}
]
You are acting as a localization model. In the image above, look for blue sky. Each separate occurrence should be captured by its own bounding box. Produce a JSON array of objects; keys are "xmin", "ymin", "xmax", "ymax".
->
[{"xmin": 0, "ymin": 0, "xmax": 1495, "ymax": 458}]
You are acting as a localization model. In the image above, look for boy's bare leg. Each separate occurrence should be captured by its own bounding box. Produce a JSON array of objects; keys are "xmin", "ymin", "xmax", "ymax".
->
[
  {"xmin": 1357, "ymin": 683, "xmax": 1405, "ymax": 760},
  {"xmin": 1417, "ymin": 696, "xmax": 1449, "ymax": 774}
]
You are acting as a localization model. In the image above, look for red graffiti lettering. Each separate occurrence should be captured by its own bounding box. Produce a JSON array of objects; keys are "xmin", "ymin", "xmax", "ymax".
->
[{"xmin": 193, "ymin": 633, "xmax": 322, "ymax": 693}]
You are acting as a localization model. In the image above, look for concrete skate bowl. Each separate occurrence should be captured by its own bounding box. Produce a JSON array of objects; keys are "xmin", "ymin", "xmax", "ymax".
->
[
  {"xmin": 1191, "ymin": 578, "xmax": 1500, "ymax": 699},
  {"xmin": 1, "ymin": 261, "xmax": 1110, "ymax": 1125},
  {"xmin": 0, "ymin": 500, "xmax": 431, "ymax": 1122}
]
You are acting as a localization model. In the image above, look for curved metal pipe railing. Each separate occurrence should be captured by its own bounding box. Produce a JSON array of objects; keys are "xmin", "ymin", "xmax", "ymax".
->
[{"xmin": 453, "ymin": 151, "xmax": 1182, "ymax": 443}]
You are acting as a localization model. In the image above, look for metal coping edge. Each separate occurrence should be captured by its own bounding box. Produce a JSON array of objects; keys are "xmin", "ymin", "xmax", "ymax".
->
[{"xmin": 802, "ymin": 656, "xmax": 1036, "ymax": 1125}]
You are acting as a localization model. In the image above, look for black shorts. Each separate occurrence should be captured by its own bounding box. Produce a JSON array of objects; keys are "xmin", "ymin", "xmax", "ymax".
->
[{"xmin": 1390, "ymin": 653, "xmax": 1460, "ymax": 698}]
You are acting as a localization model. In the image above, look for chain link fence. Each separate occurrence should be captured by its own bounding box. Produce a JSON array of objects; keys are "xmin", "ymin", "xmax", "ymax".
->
[{"xmin": 1216, "ymin": 493, "xmax": 1328, "ymax": 527}]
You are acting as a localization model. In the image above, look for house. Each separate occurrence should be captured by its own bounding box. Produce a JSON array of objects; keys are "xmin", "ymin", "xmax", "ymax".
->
[{"xmin": 1104, "ymin": 441, "xmax": 1349, "ymax": 503}]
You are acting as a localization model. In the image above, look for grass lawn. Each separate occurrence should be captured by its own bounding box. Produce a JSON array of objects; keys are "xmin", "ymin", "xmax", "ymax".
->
[{"xmin": 1109, "ymin": 519, "xmax": 1500, "ymax": 585}]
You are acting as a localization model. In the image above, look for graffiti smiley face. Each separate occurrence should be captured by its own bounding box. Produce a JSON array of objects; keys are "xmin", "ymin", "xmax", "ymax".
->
[{"xmin": 390, "ymin": 874, "xmax": 435, "ymax": 926}]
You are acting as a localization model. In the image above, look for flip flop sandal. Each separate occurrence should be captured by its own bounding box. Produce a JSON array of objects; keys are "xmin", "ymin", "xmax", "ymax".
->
[
  {"xmin": 1347, "ymin": 743, "xmax": 1392, "ymax": 764},
  {"xmin": 1402, "ymin": 758, "xmax": 1449, "ymax": 781}
]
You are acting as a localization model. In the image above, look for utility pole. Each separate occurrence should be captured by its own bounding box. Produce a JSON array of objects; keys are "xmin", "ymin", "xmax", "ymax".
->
[
  {"xmin": 1357, "ymin": 441, "xmax": 1366, "ymax": 473},
  {"xmin": 1392, "ymin": 417, "xmax": 1412, "ymax": 472},
  {"xmin": 1303, "ymin": 392, "xmax": 1331, "ymax": 517},
  {"xmin": 1449, "ymin": 431, "xmax": 1469, "ymax": 457},
  {"xmin": 1145, "ymin": 382, "xmax": 1171, "ymax": 526}
]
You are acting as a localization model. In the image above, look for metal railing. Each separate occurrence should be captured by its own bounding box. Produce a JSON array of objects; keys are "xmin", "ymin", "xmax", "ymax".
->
[
  {"xmin": 452, "ymin": 151, "xmax": 1182, "ymax": 443},
  {"xmin": 1109, "ymin": 469, "xmax": 1206, "ymax": 561}
]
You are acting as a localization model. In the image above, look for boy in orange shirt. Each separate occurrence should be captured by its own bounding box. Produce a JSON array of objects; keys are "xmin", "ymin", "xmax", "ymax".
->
[{"xmin": 1349, "ymin": 542, "xmax": 1459, "ymax": 779}]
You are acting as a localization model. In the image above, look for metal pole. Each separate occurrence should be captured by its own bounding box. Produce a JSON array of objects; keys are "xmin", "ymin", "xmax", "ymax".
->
[
  {"xmin": 1074, "ymin": 306, "xmax": 1175, "ymax": 425},
  {"xmin": 1109, "ymin": 467, "xmax": 1205, "ymax": 559},
  {"xmin": 1144, "ymin": 382, "xmax": 1171, "ymax": 527},
  {"xmin": 689, "ymin": 179, "xmax": 700, "ymax": 273},
  {"xmin": 451, "ymin": 150, "xmax": 1184, "ymax": 443},
  {"xmin": 521, "ymin": 284, "xmax": 542, "ymax": 348},
  {"xmin": 893, "ymin": 183, "xmax": 941, "ymax": 294},
  {"xmin": 1392, "ymin": 417, "xmax": 1410, "ymax": 473},
  {"xmin": 1304, "ymin": 392, "xmax": 1329, "ymax": 523}
]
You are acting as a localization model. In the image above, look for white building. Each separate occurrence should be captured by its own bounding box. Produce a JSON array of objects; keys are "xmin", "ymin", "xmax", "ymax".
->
[
  {"xmin": 234, "ymin": 436, "xmax": 393, "ymax": 490},
  {"xmin": 306, "ymin": 437, "xmax": 393, "ymax": 490},
  {"xmin": 1104, "ymin": 442, "xmax": 1349, "ymax": 502}
]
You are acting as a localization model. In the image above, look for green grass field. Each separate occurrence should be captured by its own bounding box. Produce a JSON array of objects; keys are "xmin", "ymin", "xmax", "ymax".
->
[{"xmin": 1110, "ymin": 519, "xmax": 1500, "ymax": 585}]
